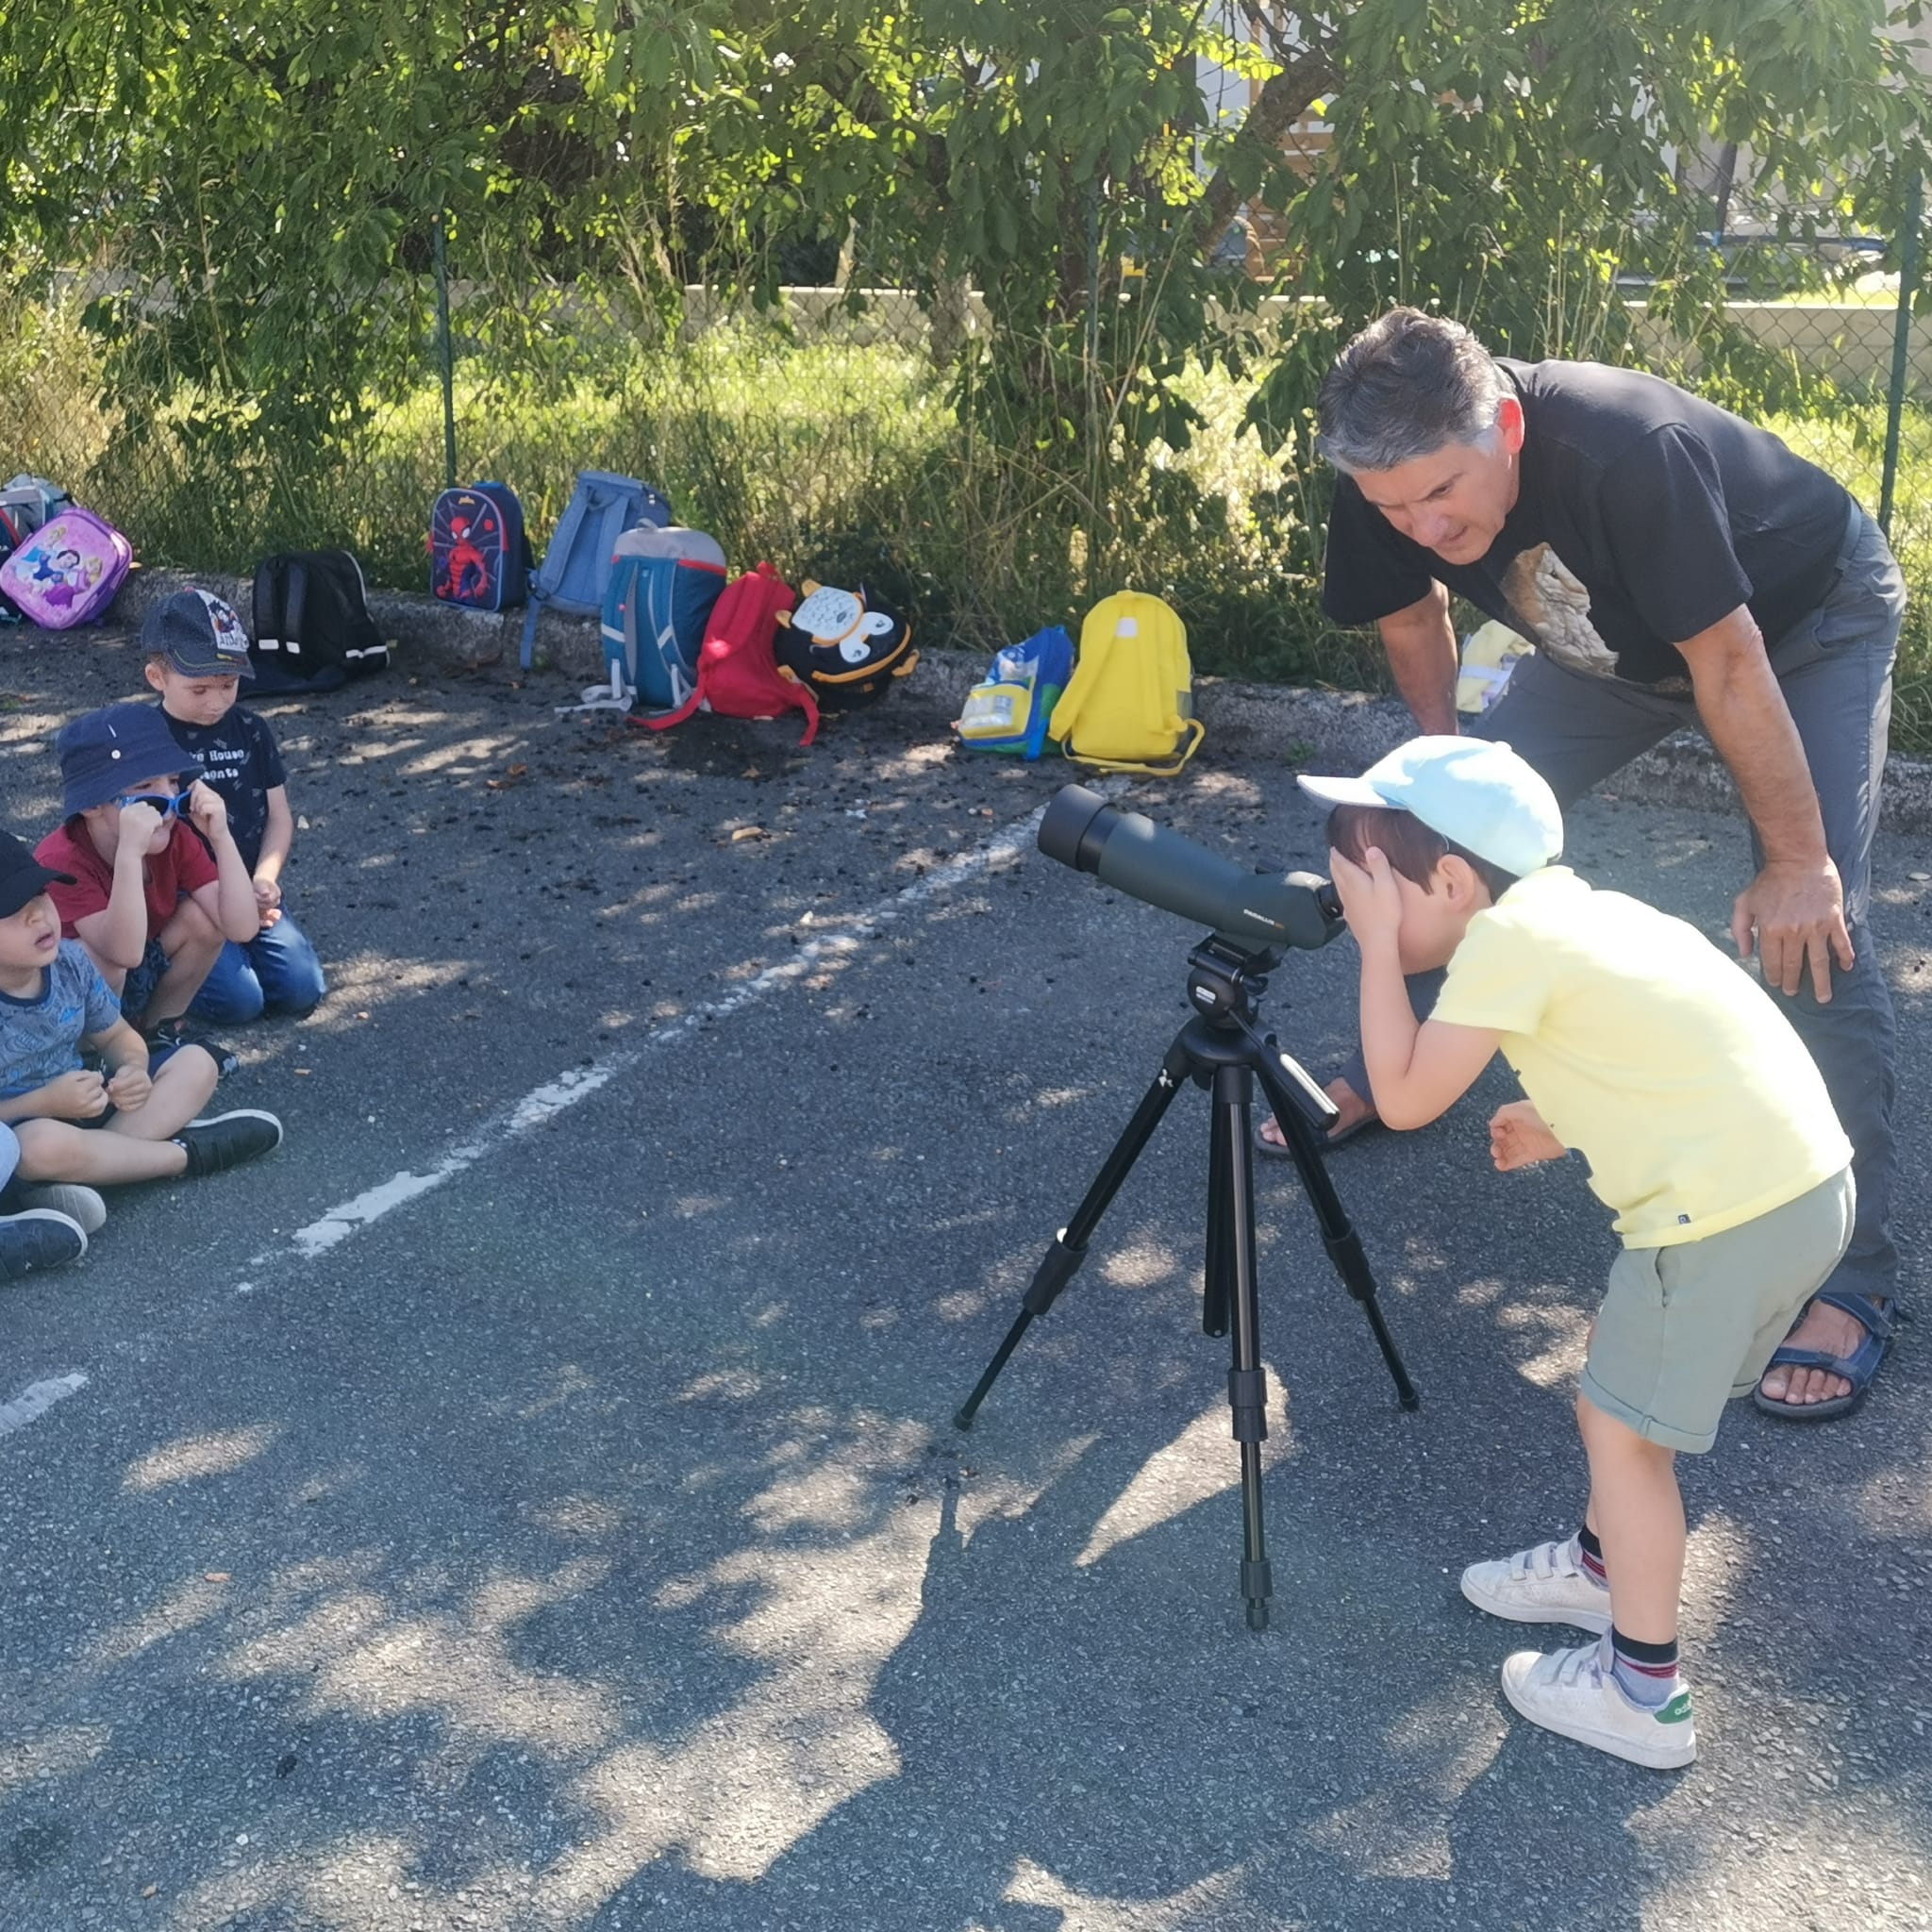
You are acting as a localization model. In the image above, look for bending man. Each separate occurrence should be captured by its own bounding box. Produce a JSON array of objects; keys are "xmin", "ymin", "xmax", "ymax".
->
[{"xmin": 1267, "ymin": 307, "xmax": 1902, "ymax": 1422}]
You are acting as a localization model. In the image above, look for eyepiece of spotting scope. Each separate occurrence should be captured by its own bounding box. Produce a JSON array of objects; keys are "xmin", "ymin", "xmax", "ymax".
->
[{"xmin": 1039, "ymin": 785, "xmax": 1342, "ymax": 952}]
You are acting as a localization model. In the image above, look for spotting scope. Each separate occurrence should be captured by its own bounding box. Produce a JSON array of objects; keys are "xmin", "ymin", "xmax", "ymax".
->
[{"xmin": 1038, "ymin": 785, "xmax": 1343, "ymax": 953}]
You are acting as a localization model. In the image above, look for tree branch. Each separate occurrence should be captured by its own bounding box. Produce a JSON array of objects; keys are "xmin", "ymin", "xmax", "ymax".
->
[{"xmin": 1194, "ymin": 42, "xmax": 1337, "ymax": 260}]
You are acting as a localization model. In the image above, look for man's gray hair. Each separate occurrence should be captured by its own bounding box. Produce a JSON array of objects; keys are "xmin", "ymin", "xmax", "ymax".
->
[{"xmin": 1317, "ymin": 308, "xmax": 1508, "ymax": 475}]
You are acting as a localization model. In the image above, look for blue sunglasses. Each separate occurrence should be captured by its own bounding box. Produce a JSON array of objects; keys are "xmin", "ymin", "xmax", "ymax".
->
[{"xmin": 114, "ymin": 790, "xmax": 192, "ymax": 818}]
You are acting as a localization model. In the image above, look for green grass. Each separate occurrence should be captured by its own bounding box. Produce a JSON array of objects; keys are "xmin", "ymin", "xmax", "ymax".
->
[
  {"xmin": 6, "ymin": 296, "xmax": 1926, "ymax": 750},
  {"xmin": 1769, "ymin": 409, "xmax": 1932, "ymax": 748}
]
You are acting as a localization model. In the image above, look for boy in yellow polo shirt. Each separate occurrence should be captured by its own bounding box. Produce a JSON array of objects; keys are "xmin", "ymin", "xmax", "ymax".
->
[{"xmin": 1299, "ymin": 738, "xmax": 1853, "ymax": 1770}]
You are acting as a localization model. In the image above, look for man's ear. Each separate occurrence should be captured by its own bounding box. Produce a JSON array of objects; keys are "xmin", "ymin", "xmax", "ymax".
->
[{"xmin": 1497, "ymin": 394, "xmax": 1525, "ymax": 457}]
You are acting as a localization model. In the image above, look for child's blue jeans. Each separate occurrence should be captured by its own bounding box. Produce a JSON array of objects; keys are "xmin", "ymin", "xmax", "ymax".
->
[{"xmin": 190, "ymin": 909, "xmax": 326, "ymax": 1023}]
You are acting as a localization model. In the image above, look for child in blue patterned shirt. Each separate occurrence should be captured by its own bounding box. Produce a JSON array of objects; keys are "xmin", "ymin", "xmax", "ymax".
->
[{"xmin": 0, "ymin": 828, "xmax": 284, "ymax": 1267}]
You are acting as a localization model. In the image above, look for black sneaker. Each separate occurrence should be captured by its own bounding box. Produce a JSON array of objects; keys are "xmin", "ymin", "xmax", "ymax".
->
[
  {"xmin": 174, "ymin": 1110, "xmax": 285, "ymax": 1178},
  {"xmin": 0, "ymin": 1208, "xmax": 88, "ymax": 1282},
  {"xmin": 144, "ymin": 1020, "xmax": 239, "ymax": 1079}
]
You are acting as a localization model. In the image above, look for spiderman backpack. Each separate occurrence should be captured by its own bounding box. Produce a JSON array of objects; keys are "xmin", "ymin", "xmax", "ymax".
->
[
  {"xmin": 634, "ymin": 563, "xmax": 819, "ymax": 744},
  {"xmin": 429, "ymin": 482, "xmax": 530, "ymax": 610}
]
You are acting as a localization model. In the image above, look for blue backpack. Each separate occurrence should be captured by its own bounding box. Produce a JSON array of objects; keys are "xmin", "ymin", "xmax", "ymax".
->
[
  {"xmin": 956, "ymin": 625, "xmax": 1074, "ymax": 759},
  {"xmin": 431, "ymin": 482, "xmax": 530, "ymax": 611},
  {"xmin": 597, "ymin": 527, "xmax": 729, "ymax": 709},
  {"xmin": 519, "ymin": 470, "xmax": 670, "ymax": 668}
]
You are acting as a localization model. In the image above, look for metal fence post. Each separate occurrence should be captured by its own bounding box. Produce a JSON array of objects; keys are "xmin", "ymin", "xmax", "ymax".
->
[
  {"xmin": 433, "ymin": 214, "xmax": 458, "ymax": 491},
  {"xmin": 1879, "ymin": 170, "xmax": 1921, "ymax": 538}
]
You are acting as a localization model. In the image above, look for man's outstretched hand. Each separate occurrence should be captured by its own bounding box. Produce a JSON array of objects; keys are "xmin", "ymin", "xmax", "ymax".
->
[{"xmin": 1731, "ymin": 858, "xmax": 1854, "ymax": 1003}]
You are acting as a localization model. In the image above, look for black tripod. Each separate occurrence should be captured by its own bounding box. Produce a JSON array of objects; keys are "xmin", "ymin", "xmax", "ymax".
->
[{"xmin": 955, "ymin": 934, "xmax": 1420, "ymax": 1630}]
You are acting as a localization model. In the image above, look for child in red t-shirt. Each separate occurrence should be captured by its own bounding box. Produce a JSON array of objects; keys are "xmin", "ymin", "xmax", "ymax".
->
[{"xmin": 35, "ymin": 705, "xmax": 261, "ymax": 1049}]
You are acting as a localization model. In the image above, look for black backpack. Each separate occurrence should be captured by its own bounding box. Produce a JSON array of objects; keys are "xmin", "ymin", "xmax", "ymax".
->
[{"xmin": 250, "ymin": 550, "xmax": 391, "ymax": 692}]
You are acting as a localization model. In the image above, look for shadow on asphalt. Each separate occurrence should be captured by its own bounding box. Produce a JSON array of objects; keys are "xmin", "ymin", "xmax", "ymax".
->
[{"xmin": 0, "ymin": 631, "xmax": 1927, "ymax": 1930}]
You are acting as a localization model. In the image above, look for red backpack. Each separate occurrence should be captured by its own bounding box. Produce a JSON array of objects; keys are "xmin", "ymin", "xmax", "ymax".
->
[{"xmin": 632, "ymin": 562, "xmax": 821, "ymax": 745}]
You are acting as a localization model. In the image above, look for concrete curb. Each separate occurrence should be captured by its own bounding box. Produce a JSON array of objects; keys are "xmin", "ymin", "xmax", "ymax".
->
[{"xmin": 103, "ymin": 565, "xmax": 1932, "ymax": 833}]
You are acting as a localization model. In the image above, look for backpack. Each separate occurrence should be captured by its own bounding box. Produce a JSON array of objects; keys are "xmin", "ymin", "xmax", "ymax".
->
[
  {"xmin": 249, "ymin": 549, "xmax": 391, "ymax": 692},
  {"xmin": 591, "ymin": 527, "xmax": 728, "ymax": 710},
  {"xmin": 519, "ymin": 470, "xmax": 670, "ymax": 669},
  {"xmin": 633, "ymin": 562, "xmax": 819, "ymax": 744},
  {"xmin": 0, "ymin": 474, "xmax": 72, "ymax": 537},
  {"xmin": 0, "ymin": 506, "xmax": 25, "ymax": 625},
  {"xmin": 773, "ymin": 582, "xmax": 916, "ymax": 708},
  {"xmin": 0, "ymin": 507, "xmax": 133, "ymax": 629},
  {"xmin": 430, "ymin": 482, "xmax": 530, "ymax": 610},
  {"xmin": 956, "ymin": 625, "xmax": 1074, "ymax": 759},
  {"xmin": 1049, "ymin": 591, "xmax": 1203, "ymax": 776}
]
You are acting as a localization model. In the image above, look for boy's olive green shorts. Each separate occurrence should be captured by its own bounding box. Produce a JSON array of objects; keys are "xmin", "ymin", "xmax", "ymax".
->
[{"xmin": 1580, "ymin": 1168, "xmax": 1856, "ymax": 1454}]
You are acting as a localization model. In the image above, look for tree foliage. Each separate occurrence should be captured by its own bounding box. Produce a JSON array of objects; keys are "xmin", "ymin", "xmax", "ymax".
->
[{"xmin": 2, "ymin": 0, "xmax": 1927, "ymax": 485}]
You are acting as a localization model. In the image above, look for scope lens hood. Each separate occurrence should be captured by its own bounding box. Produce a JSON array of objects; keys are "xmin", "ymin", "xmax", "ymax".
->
[{"xmin": 1037, "ymin": 784, "xmax": 1112, "ymax": 873}]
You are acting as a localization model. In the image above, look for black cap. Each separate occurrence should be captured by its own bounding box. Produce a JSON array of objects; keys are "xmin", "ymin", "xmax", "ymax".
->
[
  {"xmin": 140, "ymin": 587, "xmax": 255, "ymax": 679},
  {"xmin": 0, "ymin": 828, "xmax": 75, "ymax": 919}
]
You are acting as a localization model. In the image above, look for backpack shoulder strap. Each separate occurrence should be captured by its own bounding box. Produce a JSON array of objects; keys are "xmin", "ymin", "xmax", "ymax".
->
[
  {"xmin": 631, "ymin": 683, "xmax": 706, "ymax": 733},
  {"xmin": 1060, "ymin": 716, "xmax": 1204, "ymax": 778}
]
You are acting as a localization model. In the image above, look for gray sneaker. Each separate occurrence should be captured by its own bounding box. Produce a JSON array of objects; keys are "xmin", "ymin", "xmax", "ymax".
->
[
  {"xmin": 1461, "ymin": 1534, "xmax": 1612, "ymax": 1634},
  {"xmin": 175, "ymin": 1110, "xmax": 285, "ymax": 1178},
  {"xmin": 0, "ymin": 1208, "xmax": 88, "ymax": 1282},
  {"xmin": 12, "ymin": 1183, "xmax": 107, "ymax": 1236}
]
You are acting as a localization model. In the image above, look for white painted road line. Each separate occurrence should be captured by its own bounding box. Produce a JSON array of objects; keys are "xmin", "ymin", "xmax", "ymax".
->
[
  {"xmin": 259, "ymin": 789, "xmax": 1119, "ymax": 1274},
  {"xmin": 0, "ymin": 1374, "xmax": 88, "ymax": 1439}
]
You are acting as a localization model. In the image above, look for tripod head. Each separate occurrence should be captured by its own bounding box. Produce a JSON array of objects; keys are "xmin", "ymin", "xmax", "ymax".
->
[{"xmin": 1185, "ymin": 934, "xmax": 1278, "ymax": 1025}]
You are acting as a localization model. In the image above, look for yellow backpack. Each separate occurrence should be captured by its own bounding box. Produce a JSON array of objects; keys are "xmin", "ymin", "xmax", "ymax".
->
[{"xmin": 1049, "ymin": 591, "xmax": 1205, "ymax": 776}]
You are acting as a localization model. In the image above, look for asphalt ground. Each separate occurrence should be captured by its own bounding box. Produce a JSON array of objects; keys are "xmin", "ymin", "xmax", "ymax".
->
[{"xmin": 0, "ymin": 626, "xmax": 1927, "ymax": 1932}]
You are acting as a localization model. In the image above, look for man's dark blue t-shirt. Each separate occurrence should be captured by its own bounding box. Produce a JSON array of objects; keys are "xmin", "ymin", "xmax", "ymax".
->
[{"xmin": 158, "ymin": 706, "xmax": 287, "ymax": 874}]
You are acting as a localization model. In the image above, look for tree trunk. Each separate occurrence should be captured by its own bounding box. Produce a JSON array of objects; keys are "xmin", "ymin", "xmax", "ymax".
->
[{"xmin": 1194, "ymin": 48, "xmax": 1338, "ymax": 263}]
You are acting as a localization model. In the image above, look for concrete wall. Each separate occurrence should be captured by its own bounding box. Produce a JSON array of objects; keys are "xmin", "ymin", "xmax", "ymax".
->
[{"xmin": 1632, "ymin": 300, "xmax": 1927, "ymax": 392}]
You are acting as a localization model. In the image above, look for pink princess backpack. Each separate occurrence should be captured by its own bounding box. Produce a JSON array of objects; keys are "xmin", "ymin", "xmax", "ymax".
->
[{"xmin": 0, "ymin": 508, "xmax": 133, "ymax": 628}]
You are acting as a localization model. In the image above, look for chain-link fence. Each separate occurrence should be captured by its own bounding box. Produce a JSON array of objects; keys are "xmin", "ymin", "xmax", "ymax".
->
[{"xmin": 6, "ymin": 216, "xmax": 1931, "ymax": 749}]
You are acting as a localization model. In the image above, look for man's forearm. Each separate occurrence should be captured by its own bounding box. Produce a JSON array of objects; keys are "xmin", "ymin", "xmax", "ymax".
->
[
  {"xmin": 1688, "ymin": 621, "xmax": 1829, "ymax": 866},
  {"xmin": 1378, "ymin": 590, "xmax": 1460, "ymax": 736}
]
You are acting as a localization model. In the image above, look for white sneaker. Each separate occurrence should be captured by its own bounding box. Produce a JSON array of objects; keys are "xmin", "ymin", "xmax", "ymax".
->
[
  {"xmin": 1500, "ymin": 1638, "xmax": 1697, "ymax": 1770},
  {"xmin": 12, "ymin": 1183, "xmax": 107, "ymax": 1236},
  {"xmin": 1461, "ymin": 1535, "xmax": 1612, "ymax": 1634}
]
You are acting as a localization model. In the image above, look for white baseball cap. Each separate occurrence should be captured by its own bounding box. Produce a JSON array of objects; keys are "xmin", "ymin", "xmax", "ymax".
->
[{"xmin": 1296, "ymin": 736, "xmax": 1563, "ymax": 877}]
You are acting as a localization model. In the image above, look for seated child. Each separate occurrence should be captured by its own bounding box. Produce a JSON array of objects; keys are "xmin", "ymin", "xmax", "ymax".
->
[
  {"xmin": 1298, "ymin": 737, "xmax": 1854, "ymax": 1771},
  {"xmin": 0, "ymin": 827, "xmax": 283, "ymax": 1211},
  {"xmin": 35, "ymin": 704, "xmax": 261, "ymax": 1056},
  {"xmin": 142, "ymin": 588, "xmax": 326, "ymax": 1022}
]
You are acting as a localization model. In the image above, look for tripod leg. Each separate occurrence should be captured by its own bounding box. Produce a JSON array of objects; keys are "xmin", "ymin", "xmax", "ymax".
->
[
  {"xmin": 955, "ymin": 1033, "xmax": 1193, "ymax": 1429},
  {"xmin": 1211, "ymin": 1063, "xmax": 1273, "ymax": 1631},
  {"xmin": 1203, "ymin": 1093, "xmax": 1232, "ymax": 1339},
  {"xmin": 1250, "ymin": 1041, "xmax": 1420, "ymax": 1411}
]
